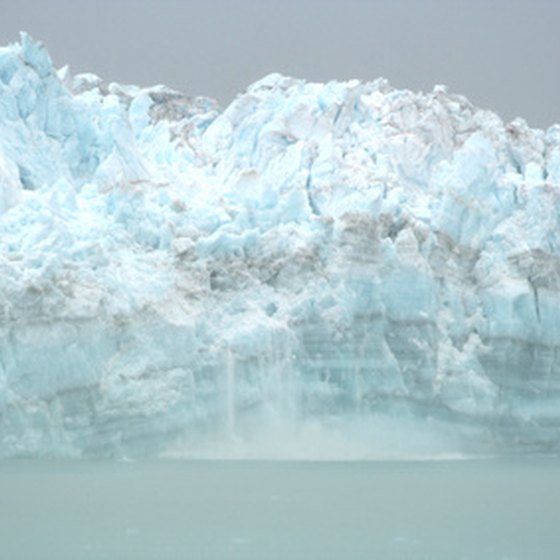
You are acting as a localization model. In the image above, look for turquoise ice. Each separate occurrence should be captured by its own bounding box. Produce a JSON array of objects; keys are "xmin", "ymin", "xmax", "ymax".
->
[{"xmin": 1, "ymin": 34, "xmax": 560, "ymax": 458}]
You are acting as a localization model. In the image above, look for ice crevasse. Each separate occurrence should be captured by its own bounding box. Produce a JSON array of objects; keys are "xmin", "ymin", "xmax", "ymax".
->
[{"xmin": 1, "ymin": 33, "xmax": 560, "ymax": 458}]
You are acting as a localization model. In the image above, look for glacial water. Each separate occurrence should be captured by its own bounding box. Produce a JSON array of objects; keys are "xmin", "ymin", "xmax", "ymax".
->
[{"xmin": 1, "ymin": 458, "xmax": 559, "ymax": 560}]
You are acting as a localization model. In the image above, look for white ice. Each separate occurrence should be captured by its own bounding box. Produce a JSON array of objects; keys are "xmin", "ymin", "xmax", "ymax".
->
[{"xmin": 1, "ymin": 34, "xmax": 559, "ymax": 458}]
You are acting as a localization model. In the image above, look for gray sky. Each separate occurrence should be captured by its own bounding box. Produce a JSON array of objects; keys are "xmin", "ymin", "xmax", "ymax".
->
[{"xmin": 1, "ymin": 0, "xmax": 558, "ymax": 128}]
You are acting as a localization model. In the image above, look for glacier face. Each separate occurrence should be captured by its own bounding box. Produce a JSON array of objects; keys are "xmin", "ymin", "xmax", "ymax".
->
[{"xmin": 1, "ymin": 34, "xmax": 560, "ymax": 458}]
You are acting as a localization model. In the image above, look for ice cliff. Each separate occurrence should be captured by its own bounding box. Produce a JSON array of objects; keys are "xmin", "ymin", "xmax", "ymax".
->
[{"xmin": 1, "ymin": 34, "xmax": 560, "ymax": 458}]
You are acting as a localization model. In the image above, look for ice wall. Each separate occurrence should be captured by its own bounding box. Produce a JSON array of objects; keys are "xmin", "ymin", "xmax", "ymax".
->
[{"xmin": 1, "ymin": 35, "xmax": 560, "ymax": 458}]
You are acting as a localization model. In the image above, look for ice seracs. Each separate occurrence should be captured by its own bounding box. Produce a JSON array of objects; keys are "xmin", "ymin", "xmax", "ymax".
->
[{"xmin": 0, "ymin": 34, "xmax": 559, "ymax": 458}]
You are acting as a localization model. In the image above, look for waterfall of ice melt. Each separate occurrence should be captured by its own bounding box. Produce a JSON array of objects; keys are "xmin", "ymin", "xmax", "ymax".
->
[{"xmin": 1, "ymin": 34, "xmax": 560, "ymax": 458}]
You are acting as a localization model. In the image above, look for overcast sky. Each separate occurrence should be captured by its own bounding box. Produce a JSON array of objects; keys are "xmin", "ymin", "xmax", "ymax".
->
[{"xmin": 1, "ymin": 0, "xmax": 558, "ymax": 128}]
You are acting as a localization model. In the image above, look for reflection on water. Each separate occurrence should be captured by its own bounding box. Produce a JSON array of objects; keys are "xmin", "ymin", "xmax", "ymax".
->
[{"xmin": 0, "ymin": 458, "xmax": 558, "ymax": 560}]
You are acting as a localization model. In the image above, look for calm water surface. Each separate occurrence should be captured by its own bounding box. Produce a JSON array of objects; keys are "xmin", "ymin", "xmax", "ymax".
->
[{"xmin": 0, "ymin": 458, "xmax": 558, "ymax": 560}]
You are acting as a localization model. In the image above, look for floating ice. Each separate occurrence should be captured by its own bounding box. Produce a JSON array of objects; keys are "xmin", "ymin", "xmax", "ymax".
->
[{"xmin": 1, "ymin": 34, "xmax": 559, "ymax": 458}]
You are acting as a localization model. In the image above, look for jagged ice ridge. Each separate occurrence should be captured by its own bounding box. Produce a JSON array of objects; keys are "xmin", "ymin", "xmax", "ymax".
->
[{"xmin": 1, "ymin": 34, "xmax": 560, "ymax": 458}]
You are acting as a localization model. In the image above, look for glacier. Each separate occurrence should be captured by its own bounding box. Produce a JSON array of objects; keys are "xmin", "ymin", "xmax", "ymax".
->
[{"xmin": 1, "ymin": 33, "xmax": 560, "ymax": 459}]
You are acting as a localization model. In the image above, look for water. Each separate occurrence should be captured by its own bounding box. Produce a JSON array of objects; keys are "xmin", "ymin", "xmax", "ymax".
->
[{"xmin": 0, "ymin": 458, "xmax": 559, "ymax": 559}]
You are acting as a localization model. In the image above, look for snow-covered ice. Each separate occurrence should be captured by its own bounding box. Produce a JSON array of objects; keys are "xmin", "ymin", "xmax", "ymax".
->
[{"xmin": 1, "ymin": 34, "xmax": 560, "ymax": 458}]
